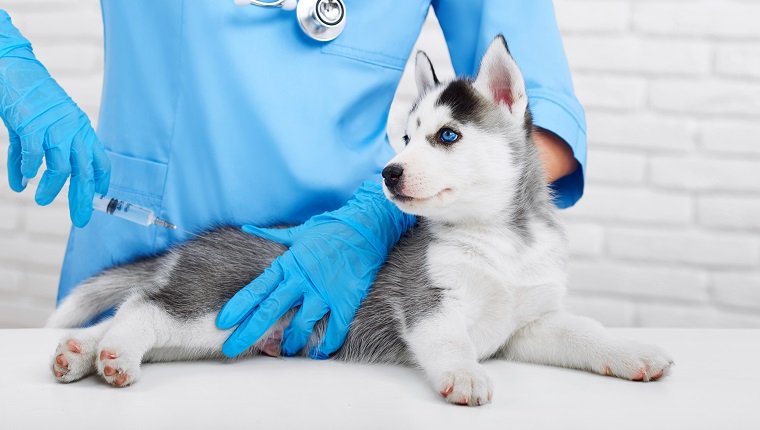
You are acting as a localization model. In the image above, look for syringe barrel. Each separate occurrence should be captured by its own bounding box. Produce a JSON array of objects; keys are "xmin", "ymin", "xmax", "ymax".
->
[{"xmin": 92, "ymin": 195, "xmax": 156, "ymax": 226}]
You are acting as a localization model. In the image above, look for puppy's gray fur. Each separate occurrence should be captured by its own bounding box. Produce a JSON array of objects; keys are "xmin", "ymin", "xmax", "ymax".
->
[{"xmin": 48, "ymin": 36, "xmax": 672, "ymax": 404}]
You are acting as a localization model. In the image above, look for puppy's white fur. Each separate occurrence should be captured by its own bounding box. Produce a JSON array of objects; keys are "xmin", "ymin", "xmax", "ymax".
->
[
  {"xmin": 48, "ymin": 37, "xmax": 672, "ymax": 404},
  {"xmin": 383, "ymin": 38, "xmax": 672, "ymax": 405}
]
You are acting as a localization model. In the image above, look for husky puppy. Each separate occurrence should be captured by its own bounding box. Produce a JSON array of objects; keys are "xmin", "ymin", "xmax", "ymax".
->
[{"xmin": 48, "ymin": 36, "xmax": 672, "ymax": 406}]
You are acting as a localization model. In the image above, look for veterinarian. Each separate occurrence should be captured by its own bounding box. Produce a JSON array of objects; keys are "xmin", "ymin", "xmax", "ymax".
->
[{"xmin": 0, "ymin": 1, "xmax": 585, "ymax": 358}]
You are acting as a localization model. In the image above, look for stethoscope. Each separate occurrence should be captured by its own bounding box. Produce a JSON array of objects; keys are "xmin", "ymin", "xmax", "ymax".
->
[{"xmin": 234, "ymin": 0, "xmax": 346, "ymax": 42}]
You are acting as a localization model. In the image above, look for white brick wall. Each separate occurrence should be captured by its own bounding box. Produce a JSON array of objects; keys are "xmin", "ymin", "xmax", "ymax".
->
[
  {"xmin": 2, "ymin": 0, "xmax": 760, "ymax": 328},
  {"xmin": 554, "ymin": 0, "xmax": 760, "ymax": 327}
]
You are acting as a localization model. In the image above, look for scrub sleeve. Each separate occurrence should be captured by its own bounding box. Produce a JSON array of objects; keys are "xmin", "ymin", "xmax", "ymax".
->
[{"xmin": 433, "ymin": 0, "xmax": 587, "ymax": 208}]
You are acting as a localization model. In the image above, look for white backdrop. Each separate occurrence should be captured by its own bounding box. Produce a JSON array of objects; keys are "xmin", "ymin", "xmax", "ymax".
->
[{"xmin": 1, "ymin": 0, "xmax": 760, "ymax": 328}]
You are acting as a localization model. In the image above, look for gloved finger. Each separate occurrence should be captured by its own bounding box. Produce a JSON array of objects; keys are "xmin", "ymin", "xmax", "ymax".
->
[
  {"xmin": 216, "ymin": 259, "xmax": 285, "ymax": 329},
  {"xmin": 6, "ymin": 128, "xmax": 25, "ymax": 192},
  {"xmin": 68, "ymin": 129, "xmax": 95, "ymax": 227},
  {"xmin": 91, "ymin": 140, "xmax": 110, "ymax": 195},
  {"xmin": 281, "ymin": 296, "xmax": 329, "ymax": 356},
  {"xmin": 19, "ymin": 131, "xmax": 44, "ymax": 179},
  {"xmin": 34, "ymin": 145, "xmax": 70, "ymax": 205},
  {"xmin": 221, "ymin": 278, "xmax": 303, "ymax": 358},
  {"xmin": 242, "ymin": 224, "xmax": 301, "ymax": 247},
  {"xmin": 309, "ymin": 312, "xmax": 350, "ymax": 360}
]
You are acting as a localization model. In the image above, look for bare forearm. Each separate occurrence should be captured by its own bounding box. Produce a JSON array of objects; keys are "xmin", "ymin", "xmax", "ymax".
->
[{"xmin": 533, "ymin": 127, "xmax": 578, "ymax": 183}]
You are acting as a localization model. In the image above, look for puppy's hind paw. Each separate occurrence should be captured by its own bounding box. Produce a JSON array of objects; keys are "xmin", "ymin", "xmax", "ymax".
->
[
  {"xmin": 97, "ymin": 348, "xmax": 141, "ymax": 387},
  {"xmin": 435, "ymin": 364, "xmax": 493, "ymax": 406},
  {"xmin": 51, "ymin": 338, "xmax": 96, "ymax": 383},
  {"xmin": 601, "ymin": 341, "xmax": 674, "ymax": 382}
]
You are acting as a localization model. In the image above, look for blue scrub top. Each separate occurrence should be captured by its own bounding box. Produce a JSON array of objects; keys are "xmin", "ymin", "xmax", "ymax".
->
[{"xmin": 58, "ymin": 0, "xmax": 587, "ymax": 301}]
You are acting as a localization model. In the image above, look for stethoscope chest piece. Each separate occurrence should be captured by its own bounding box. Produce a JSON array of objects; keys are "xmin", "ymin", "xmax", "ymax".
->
[
  {"xmin": 296, "ymin": 0, "xmax": 346, "ymax": 42},
  {"xmin": 236, "ymin": 0, "xmax": 346, "ymax": 42}
]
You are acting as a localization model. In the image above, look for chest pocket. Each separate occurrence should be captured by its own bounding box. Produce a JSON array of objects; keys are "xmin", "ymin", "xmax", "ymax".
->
[{"xmin": 320, "ymin": 0, "xmax": 430, "ymax": 71}]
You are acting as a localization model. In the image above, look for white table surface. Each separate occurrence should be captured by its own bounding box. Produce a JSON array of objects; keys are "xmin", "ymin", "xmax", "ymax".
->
[{"xmin": 0, "ymin": 328, "xmax": 757, "ymax": 430}]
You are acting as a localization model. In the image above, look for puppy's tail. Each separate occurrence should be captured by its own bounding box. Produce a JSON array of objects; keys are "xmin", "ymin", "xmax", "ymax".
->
[{"xmin": 45, "ymin": 257, "xmax": 164, "ymax": 328}]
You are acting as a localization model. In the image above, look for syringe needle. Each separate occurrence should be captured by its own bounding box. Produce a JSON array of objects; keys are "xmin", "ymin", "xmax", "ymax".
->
[{"xmin": 154, "ymin": 218, "xmax": 176, "ymax": 229}]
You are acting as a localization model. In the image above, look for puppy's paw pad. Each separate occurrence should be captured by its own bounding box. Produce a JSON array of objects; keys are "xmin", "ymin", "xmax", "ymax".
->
[
  {"xmin": 436, "ymin": 365, "xmax": 493, "ymax": 407},
  {"xmin": 99, "ymin": 350, "xmax": 118, "ymax": 360},
  {"xmin": 66, "ymin": 339, "xmax": 81, "ymax": 354},
  {"xmin": 97, "ymin": 349, "xmax": 140, "ymax": 388},
  {"xmin": 55, "ymin": 353, "xmax": 69, "ymax": 368}
]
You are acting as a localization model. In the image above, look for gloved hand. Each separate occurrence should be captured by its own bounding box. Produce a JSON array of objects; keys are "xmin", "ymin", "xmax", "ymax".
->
[
  {"xmin": 216, "ymin": 181, "xmax": 416, "ymax": 359},
  {"xmin": 1, "ymin": 10, "xmax": 110, "ymax": 227}
]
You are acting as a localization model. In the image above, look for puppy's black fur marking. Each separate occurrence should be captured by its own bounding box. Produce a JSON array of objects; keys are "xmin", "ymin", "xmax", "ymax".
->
[
  {"xmin": 420, "ymin": 50, "xmax": 441, "ymax": 86},
  {"xmin": 435, "ymin": 81, "xmax": 486, "ymax": 127}
]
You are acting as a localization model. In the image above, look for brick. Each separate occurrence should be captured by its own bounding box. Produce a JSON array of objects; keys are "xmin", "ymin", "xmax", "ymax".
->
[
  {"xmin": 716, "ymin": 43, "xmax": 760, "ymax": 80},
  {"xmin": 633, "ymin": 2, "xmax": 760, "ymax": 39},
  {"xmin": 32, "ymin": 42, "xmax": 101, "ymax": 75},
  {"xmin": 586, "ymin": 112, "xmax": 695, "ymax": 152},
  {"xmin": 25, "ymin": 272, "xmax": 60, "ymax": 301},
  {"xmin": 564, "ymin": 185, "xmax": 692, "ymax": 224},
  {"xmin": 0, "ymin": 236, "xmax": 66, "ymax": 269},
  {"xmin": 567, "ymin": 260, "xmax": 709, "ymax": 302},
  {"xmin": 650, "ymin": 156, "xmax": 760, "ymax": 192},
  {"xmin": 585, "ymin": 150, "xmax": 646, "ymax": 184},
  {"xmin": 0, "ymin": 301, "xmax": 55, "ymax": 328},
  {"xmin": 1, "ymin": 0, "xmax": 80, "ymax": 6},
  {"xmin": 637, "ymin": 303, "xmax": 760, "ymax": 328},
  {"xmin": 607, "ymin": 228, "xmax": 760, "ymax": 267},
  {"xmin": 698, "ymin": 196, "xmax": 760, "ymax": 230},
  {"xmin": 711, "ymin": 272, "xmax": 760, "ymax": 311},
  {"xmin": 649, "ymin": 80, "xmax": 760, "ymax": 117},
  {"xmin": 12, "ymin": 9, "xmax": 102, "ymax": 40},
  {"xmin": 25, "ymin": 205, "xmax": 72, "ymax": 238},
  {"xmin": 0, "ymin": 267, "xmax": 23, "ymax": 293},
  {"xmin": 563, "ymin": 295, "xmax": 636, "ymax": 327},
  {"xmin": 700, "ymin": 120, "xmax": 760, "ymax": 156},
  {"xmin": 554, "ymin": 1, "xmax": 630, "ymax": 34},
  {"xmin": 0, "ymin": 202, "xmax": 22, "ymax": 232},
  {"xmin": 0, "ymin": 182, "xmax": 35, "ymax": 204},
  {"xmin": 564, "ymin": 36, "xmax": 710, "ymax": 76},
  {"xmin": 561, "ymin": 221, "xmax": 605, "ymax": 257},
  {"xmin": 573, "ymin": 74, "xmax": 647, "ymax": 110}
]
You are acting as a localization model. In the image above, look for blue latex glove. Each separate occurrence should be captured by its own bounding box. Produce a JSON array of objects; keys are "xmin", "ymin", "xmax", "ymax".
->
[
  {"xmin": 0, "ymin": 10, "xmax": 110, "ymax": 227},
  {"xmin": 216, "ymin": 181, "xmax": 416, "ymax": 359}
]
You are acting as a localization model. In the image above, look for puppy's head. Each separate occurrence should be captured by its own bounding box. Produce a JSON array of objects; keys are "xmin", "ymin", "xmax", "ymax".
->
[{"xmin": 382, "ymin": 36, "xmax": 534, "ymax": 223}]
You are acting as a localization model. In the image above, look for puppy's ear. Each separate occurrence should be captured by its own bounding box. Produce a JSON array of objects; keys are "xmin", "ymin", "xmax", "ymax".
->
[
  {"xmin": 415, "ymin": 51, "xmax": 439, "ymax": 94},
  {"xmin": 474, "ymin": 35, "xmax": 527, "ymax": 115}
]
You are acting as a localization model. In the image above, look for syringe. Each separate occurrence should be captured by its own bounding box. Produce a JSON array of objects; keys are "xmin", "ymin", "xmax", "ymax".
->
[{"xmin": 92, "ymin": 194, "xmax": 176, "ymax": 229}]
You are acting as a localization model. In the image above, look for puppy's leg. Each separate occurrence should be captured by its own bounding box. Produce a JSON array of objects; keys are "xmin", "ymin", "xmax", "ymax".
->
[
  {"xmin": 405, "ymin": 310, "xmax": 493, "ymax": 406},
  {"xmin": 95, "ymin": 297, "xmax": 165, "ymax": 387},
  {"xmin": 141, "ymin": 312, "xmax": 290, "ymax": 363},
  {"xmin": 51, "ymin": 320, "xmax": 112, "ymax": 383},
  {"xmin": 504, "ymin": 312, "xmax": 673, "ymax": 381}
]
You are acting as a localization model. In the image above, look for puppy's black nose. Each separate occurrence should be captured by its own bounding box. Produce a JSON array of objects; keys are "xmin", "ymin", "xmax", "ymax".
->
[{"xmin": 382, "ymin": 164, "xmax": 404, "ymax": 189}]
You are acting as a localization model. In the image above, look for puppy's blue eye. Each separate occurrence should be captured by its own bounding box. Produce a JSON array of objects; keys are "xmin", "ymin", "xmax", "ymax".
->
[{"xmin": 438, "ymin": 128, "xmax": 460, "ymax": 144}]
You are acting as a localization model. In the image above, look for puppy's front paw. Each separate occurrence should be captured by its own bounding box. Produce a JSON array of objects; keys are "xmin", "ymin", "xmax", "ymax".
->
[
  {"xmin": 96, "ymin": 348, "xmax": 141, "ymax": 387},
  {"xmin": 601, "ymin": 341, "xmax": 674, "ymax": 382},
  {"xmin": 435, "ymin": 364, "xmax": 493, "ymax": 406},
  {"xmin": 51, "ymin": 338, "xmax": 96, "ymax": 383}
]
